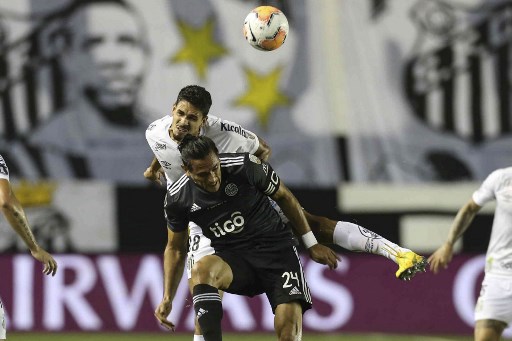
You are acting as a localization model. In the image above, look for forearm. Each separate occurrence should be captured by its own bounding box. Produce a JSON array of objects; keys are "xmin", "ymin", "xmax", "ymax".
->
[
  {"xmin": 162, "ymin": 246, "xmax": 186, "ymax": 301},
  {"xmin": 255, "ymin": 137, "xmax": 271, "ymax": 162},
  {"xmin": 446, "ymin": 201, "xmax": 480, "ymax": 246},
  {"xmin": 2, "ymin": 200, "xmax": 39, "ymax": 252},
  {"xmin": 149, "ymin": 157, "xmax": 162, "ymax": 172},
  {"xmin": 274, "ymin": 188, "xmax": 311, "ymax": 236}
]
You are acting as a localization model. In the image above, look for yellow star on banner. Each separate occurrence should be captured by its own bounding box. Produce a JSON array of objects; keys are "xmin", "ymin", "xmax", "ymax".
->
[
  {"xmin": 171, "ymin": 18, "xmax": 228, "ymax": 79},
  {"xmin": 235, "ymin": 67, "xmax": 290, "ymax": 128}
]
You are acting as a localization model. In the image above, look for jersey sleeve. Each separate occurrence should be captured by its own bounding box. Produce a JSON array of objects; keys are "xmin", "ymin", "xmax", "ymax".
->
[
  {"xmin": 206, "ymin": 115, "xmax": 260, "ymax": 154},
  {"xmin": 245, "ymin": 154, "xmax": 280, "ymax": 196},
  {"xmin": 472, "ymin": 169, "xmax": 501, "ymax": 206},
  {"xmin": 163, "ymin": 193, "xmax": 189, "ymax": 232},
  {"xmin": 0, "ymin": 155, "xmax": 9, "ymax": 181}
]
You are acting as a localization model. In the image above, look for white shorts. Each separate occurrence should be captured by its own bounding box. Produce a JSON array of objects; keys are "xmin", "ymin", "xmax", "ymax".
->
[
  {"xmin": 186, "ymin": 233, "xmax": 215, "ymax": 279},
  {"xmin": 0, "ymin": 298, "xmax": 6, "ymax": 340},
  {"xmin": 475, "ymin": 273, "xmax": 512, "ymax": 325}
]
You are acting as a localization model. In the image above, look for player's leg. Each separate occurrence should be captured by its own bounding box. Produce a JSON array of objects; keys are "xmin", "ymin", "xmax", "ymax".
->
[
  {"xmin": 190, "ymin": 255, "xmax": 233, "ymax": 341},
  {"xmin": 473, "ymin": 274, "xmax": 511, "ymax": 341},
  {"xmin": 474, "ymin": 320, "xmax": 506, "ymax": 341},
  {"xmin": 262, "ymin": 246, "xmax": 311, "ymax": 341},
  {"xmin": 0, "ymin": 298, "xmax": 6, "ymax": 340},
  {"xmin": 186, "ymin": 231, "xmax": 221, "ymax": 341},
  {"xmin": 274, "ymin": 302, "xmax": 303, "ymax": 341},
  {"xmin": 304, "ymin": 211, "xmax": 427, "ymax": 280}
]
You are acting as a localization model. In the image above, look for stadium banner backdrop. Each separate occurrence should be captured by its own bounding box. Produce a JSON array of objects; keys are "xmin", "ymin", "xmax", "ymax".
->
[
  {"xmin": 0, "ymin": 0, "xmax": 340, "ymax": 186},
  {"xmin": 339, "ymin": 0, "xmax": 512, "ymax": 183},
  {"xmin": 0, "ymin": 253, "xmax": 508, "ymax": 336},
  {"xmin": 0, "ymin": 180, "xmax": 116, "ymax": 253}
]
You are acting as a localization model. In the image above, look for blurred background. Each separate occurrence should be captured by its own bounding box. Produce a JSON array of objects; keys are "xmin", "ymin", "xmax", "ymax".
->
[{"xmin": 0, "ymin": 0, "xmax": 510, "ymax": 339}]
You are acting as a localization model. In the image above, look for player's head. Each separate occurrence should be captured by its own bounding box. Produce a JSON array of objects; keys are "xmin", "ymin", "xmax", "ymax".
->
[
  {"xmin": 57, "ymin": 0, "xmax": 149, "ymax": 125},
  {"xmin": 179, "ymin": 134, "xmax": 221, "ymax": 193},
  {"xmin": 169, "ymin": 85, "xmax": 212, "ymax": 141}
]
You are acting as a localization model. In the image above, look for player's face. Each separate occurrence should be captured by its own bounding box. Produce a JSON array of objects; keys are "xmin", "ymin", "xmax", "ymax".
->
[
  {"xmin": 63, "ymin": 4, "xmax": 147, "ymax": 110},
  {"xmin": 169, "ymin": 100, "xmax": 206, "ymax": 142},
  {"xmin": 186, "ymin": 152, "xmax": 221, "ymax": 193}
]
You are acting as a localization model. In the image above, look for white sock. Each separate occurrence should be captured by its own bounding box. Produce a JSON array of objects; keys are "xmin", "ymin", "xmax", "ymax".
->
[
  {"xmin": 193, "ymin": 335, "xmax": 205, "ymax": 341},
  {"xmin": 332, "ymin": 221, "xmax": 410, "ymax": 264}
]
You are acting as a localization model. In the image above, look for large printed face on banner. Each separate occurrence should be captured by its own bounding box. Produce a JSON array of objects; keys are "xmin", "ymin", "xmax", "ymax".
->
[
  {"xmin": 0, "ymin": 0, "xmax": 341, "ymax": 186},
  {"xmin": 61, "ymin": 2, "xmax": 147, "ymax": 114}
]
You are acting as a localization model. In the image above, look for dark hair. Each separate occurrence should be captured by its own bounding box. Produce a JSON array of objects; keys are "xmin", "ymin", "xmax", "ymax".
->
[
  {"xmin": 179, "ymin": 135, "xmax": 219, "ymax": 169},
  {"xmin": 175, "ymin": 85, "xmax": 212, "ymax": 116}
]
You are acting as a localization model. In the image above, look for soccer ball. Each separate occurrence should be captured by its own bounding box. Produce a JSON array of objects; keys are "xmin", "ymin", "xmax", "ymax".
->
[{"xmin": 243, "ymin": 6, "xmax": 289, "ymax": 51}]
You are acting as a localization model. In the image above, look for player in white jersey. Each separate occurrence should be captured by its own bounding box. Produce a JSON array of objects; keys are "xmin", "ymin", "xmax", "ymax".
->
[
  {"xmin": 149, "ymin": 85, "xmax": 427, "ymax": 338},
  {"xmin": 0, "ymin": 154, "xmax": 58, "ymax": 340},
  {"xmin": 429, "ymin": 167, "xmax": 512, "ymax": 341}
]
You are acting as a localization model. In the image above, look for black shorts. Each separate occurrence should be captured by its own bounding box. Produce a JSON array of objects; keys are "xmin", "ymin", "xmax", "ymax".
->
[{"xmin": 215, "ymin": 246, "xmax": 312, "ymax": 314}]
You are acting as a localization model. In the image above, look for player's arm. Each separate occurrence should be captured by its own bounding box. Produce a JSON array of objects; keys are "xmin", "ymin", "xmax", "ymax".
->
[
  {"xmin": 270, "ymin": 180, "xmax": 339, "ymax": 270},
  {"xmin": 144, "ymin": 157, "xmax": 165, "ymax": 185},
  {"xmin": 0, "ymin": 179, "xmax": 57, "ymax": 276},
  {"xmin": 155, "ymin": 227, "xmax": 188, "ymax": 331},
  {"xmin": 255, "ymin": 136, "xmax": 271, "ymax": 162},
  {"xmin": 428, "ymin": 198, "xmax": 481, "ymax": 274}
]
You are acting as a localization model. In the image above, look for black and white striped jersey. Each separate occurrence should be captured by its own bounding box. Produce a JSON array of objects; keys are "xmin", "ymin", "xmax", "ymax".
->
[{"xmin": 164, "ymin": 153, "xmax": 297, "ymax": 252}]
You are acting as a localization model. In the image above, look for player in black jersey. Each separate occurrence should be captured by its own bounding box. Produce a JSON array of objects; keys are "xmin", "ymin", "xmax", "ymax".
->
[{"xmin": 163, "ymin": 135, "xmax": 338, "ymax": 341}]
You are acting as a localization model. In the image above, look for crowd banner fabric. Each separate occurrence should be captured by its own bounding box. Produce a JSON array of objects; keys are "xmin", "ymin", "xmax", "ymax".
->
[{"xmin": 0, "ymin": 0, "xmax": 340, "ymax": 186}]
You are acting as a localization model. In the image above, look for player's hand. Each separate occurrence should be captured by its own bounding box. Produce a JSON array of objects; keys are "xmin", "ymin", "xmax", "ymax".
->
[
  {"xmin": 30, "ymin": 247, "xmax": 58, "ymax": 276},
  {"xmin": 308, "ymin": 244, "xmax": 340, "ymax": 270},
  {"xmin": 144, "ymin": 167, "xmax": 165, "ymax": 186},
  {"xmin": 154, "ymin": 298, "xmax": 176, "ymax": 331},
  {"xmin": 428, "ymin": 243, "xmax": 454, "ymax": 274}
]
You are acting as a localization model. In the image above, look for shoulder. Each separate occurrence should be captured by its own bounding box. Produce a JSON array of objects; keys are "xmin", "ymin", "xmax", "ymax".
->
[
  {"xmin": 205, "ymin": 115, "xmax": 254, "ymax": 139},
  {"xmin": 146, "ymin": 115, "xmax": 171, "ymax": 138},
  {"xmin": 168, "ymin": 174, "xmax": 191, "ymax": 198},
  {"xmin": 219, "ymin": 153, "xmax": 247, "ymax": 169}
]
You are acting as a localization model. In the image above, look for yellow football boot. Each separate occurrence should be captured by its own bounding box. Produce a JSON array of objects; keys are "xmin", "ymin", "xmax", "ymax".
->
[{"xmin": 395, "ymin": 251, "xmax": 428, "ymax": 281}]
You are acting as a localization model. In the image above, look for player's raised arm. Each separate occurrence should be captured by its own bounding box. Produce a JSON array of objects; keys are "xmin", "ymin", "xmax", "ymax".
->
[
  {"xmin": 255, "ymin": 136, "xmax": 271, "ymax": 161},
  {"xmin": 270, "ymin": 181, "xmax": 340, "ymax": 270}
]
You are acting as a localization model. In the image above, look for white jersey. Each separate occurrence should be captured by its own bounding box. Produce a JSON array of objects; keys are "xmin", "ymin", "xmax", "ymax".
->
[
  {"xmin": 472, "ymin": 167, "xmax": 512, "ymax": 276},
  {"xmin": 146, "ymin": 114, "xmax": 259, "ymax": 187},
  {"xmin": 0, "ymin": 155, "xmax": 9, "ymax": 181},
  {"xmin": 146, "ymin": 114, "xmax": 260, "ymax": 237}
]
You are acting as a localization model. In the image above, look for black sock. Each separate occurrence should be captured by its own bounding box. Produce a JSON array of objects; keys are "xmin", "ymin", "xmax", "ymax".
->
[{"xmin": 192, "ymin": 284, "xmax": 223, "ymax": 341}]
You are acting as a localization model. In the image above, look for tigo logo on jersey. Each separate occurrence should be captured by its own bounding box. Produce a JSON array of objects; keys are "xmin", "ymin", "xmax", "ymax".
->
[{"xmin": 209, "ymin": 211, "xmax": 245, "ymax": 237}]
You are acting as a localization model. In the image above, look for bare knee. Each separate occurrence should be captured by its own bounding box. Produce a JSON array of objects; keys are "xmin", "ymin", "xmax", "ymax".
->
[
  {"xmin": 274, "ymin": 302, "xmax": 303, "ymax": 341},
  {"xmin": 190, "ymin": 255, "xmax": 232, "ymax": 289},
  {"xmin": 191, "ymin": 260, "xmax": 216, "ymax": 286},
  {"xmin": 475, "ymin": 319, "xmax": 506, "ymax": 341}
]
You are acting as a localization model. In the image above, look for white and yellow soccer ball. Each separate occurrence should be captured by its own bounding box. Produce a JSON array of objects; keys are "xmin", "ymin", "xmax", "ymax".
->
[{"xmin": 243, "ymin": 6, "xmax": 289, "ymax": 51}]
